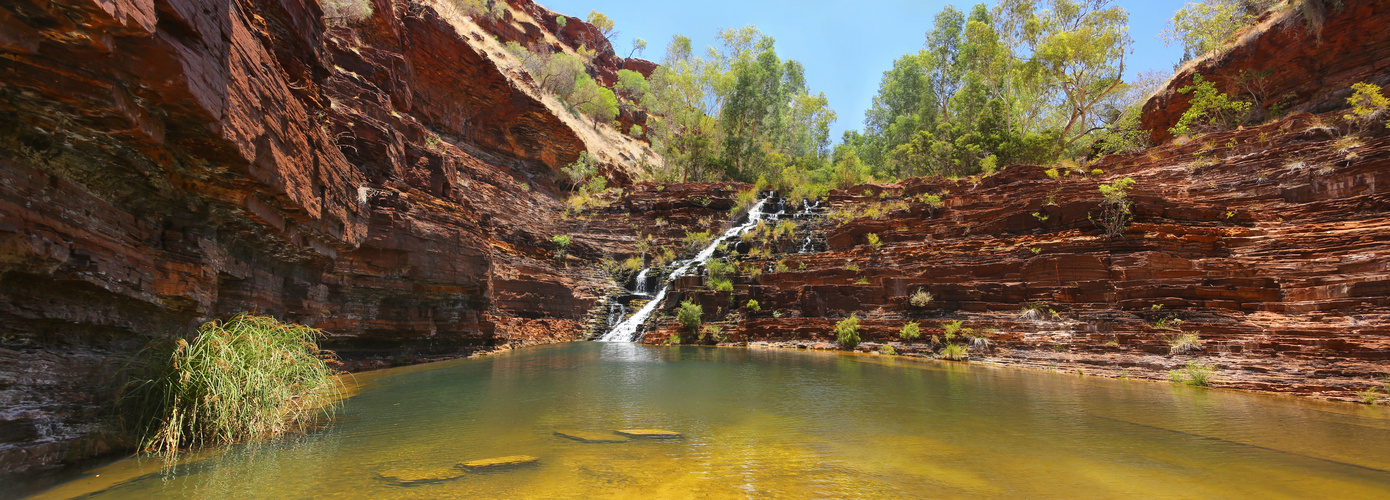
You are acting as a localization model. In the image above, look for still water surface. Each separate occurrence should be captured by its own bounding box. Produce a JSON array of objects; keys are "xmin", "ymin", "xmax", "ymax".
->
[{"xmin": 32, "ymin": 343, "xmax": 1390, "ymax": 498}]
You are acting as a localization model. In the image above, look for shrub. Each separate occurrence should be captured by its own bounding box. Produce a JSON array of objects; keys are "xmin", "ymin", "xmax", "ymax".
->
[
  {"xmin": 676, "ymin": 300, "xmax": 703, "ymax": 333},
  {"xmin": 1094, "ymin": 177, "xmax": 1135, "ymax": 238},
  {"xmin": 1167, "ymin": 332, "xmax": 1203, "ymax": 355},
  {"xmin": 1170, "ymin": 74, "xmax": 1252, "ymax": 137},
  {"xmin": 118, "ymin": 315, "xmax": 341, "ymax": 459},
  {"xmin": 683, "ymin": 230, "xmax": 713, "ymax": 253},
  {"xmin": 908, "ymin": 288, "xmax": 934, "ymax": 309},
  {"xmin": 322, "ymin": 0, "xmax": 373, "ymax": 22},
  {"xmin": 940, "ymin": 343, "xmax": 968, "ymax": 361},
  {"xmin": 866, "ymin": 233, "xmax": 882, "ymax": 250},
  {"xmin": 900, "ymin": 321, "xmax": 921, "ymax": 340},
  {"xmin": 919, "ymin": 193, "xmax": 944, "ymax": 208},
  {"xmin": 942, "ymin": 320, "xmax": 964, "ymax": 341},
  {"xmin": 835, "ymin": 314, "xmax": 861, "ymax": 349},
  {"xmin": 1343, "ymin": 82, "xmax": 1389, "ymax": 131},
  {"xmin": 879, "ymin": 344, "xmax": 897, "ymax": 355},
  {"xmin": 711, "ymin": 278, "xmax": 734, "ymax": 292},
  {"xmin": 746, "ymin": 299, "xmax": 761, "ymax": 312},
  {"xmin": 552, "ymin": 234, "xmax": 571, "ymax": 260}
]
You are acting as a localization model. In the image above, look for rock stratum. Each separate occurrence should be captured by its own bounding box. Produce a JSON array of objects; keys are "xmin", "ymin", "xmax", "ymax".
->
[{"xmin": 0, "ymin": 0, "xmax": 652, "ymax": 475}]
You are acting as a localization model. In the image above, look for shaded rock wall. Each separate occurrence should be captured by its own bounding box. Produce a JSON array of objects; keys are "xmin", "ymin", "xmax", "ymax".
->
[{"xmin": 0, "ymin": 0, "xmax": 634, "ymax": 474}]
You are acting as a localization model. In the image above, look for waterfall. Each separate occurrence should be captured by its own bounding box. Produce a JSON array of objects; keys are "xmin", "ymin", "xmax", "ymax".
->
[
  {"xmin": 633, "ymin": 268, "xmax": 650, "ymax": 296},
  {"xmin": 597, "ymin": 197, "xmax": 774, "ymax": 342}
]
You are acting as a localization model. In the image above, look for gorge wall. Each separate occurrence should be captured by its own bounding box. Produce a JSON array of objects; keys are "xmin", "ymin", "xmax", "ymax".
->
[
  {"xmin": 0, "ymin": 0, "xmax": 652, "ymax": 475},
  {"xmin": 3, "ymin": 0, "xmax": 1390, "ymax": 483},
  {"xmin": 620, "ymin": 0, "xmax": 1390, "ymax": 405}
]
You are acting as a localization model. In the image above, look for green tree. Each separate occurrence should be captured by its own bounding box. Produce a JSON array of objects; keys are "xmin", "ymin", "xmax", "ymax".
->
[
  {"xmin": 1161, "ymin": 0, "xmax": 1254, "ymax": 59},
  {"xmin": 641, "ymin": 28, "xmax": 836, "ymax": 184},
  {"xmin": 586, "ymin": 11, "xmax": 615, "ymax": 39},
  {"xmin": 570, "ymin": 76, "xmax": 620, "ymax": 129},
  {"xmin": 627, "ymin": 38, "xmax": 648, "ymax": 59},
  {"xmin": 1003, "ymin": 0, "xmax": 1134, "ymax": 155},
  {"xmin": 615, "ymin": 69, "xmax": 650, "ymax": 102}
]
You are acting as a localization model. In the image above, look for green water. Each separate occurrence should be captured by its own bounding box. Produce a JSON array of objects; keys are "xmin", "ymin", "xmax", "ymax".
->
[{"xmin": 32, "ymin": 343, "xmax": 1390, "ymax": 498}]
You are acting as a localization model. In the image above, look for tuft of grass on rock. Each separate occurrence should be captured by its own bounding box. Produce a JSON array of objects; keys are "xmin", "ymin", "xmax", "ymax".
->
[{"xmin": 118, "ymin": 315, "xmax": 343, "ymax": 460}]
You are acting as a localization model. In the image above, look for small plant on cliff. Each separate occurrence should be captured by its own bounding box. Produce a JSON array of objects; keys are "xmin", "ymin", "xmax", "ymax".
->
[
  {"xmin": 1170, "ymin": 74, "xmax": 1252, "ymax": 137},
  {"xmin": 117, "ymin": 315, "xmax": 342, "ymax": 460},
  {"xmin": 1168, "ymin": 360, "xmax": 1214, "ymax": 386},
  {"xmin": 919, "ymin": 193, "xmax": 945, "ymax": 209},
  {"xmin": 940, "ymin": 343, "xmax": 968, "ymax": 361},
  {"xmin": 1092, "ymin": 176, "xmax": 1135, "ymax": 238},
  {"xmin": 676, "ymin": 300, "xmax": 703, "ymax": 334},
  {"xmin": 835, "ymin": 314, "xmax": 861, "ymax": 349},
  {"xmin": 908, "ymin": 288, "xmax": 934, "ymax": 309},
  {"xmin": 1343, "ymin": 82, "xmax": 1390, "ymax": 131},
  {"xmin": 1357, "ymin": 387, "xmax": 1384, "ymax": 405},
  {"xmin": 552, "ymin": 235, "xmax": 572, "ymax": 261},
  {"xmin": 879, "ymin": 344, "xmax": 897, "ymax": 355},
  {"xmin": 1167, "ymin": 332, "xmax": 1203, "ymax": 355},
  {"xmin": 683, "ymin": 230, "xmax": 713, "ymax": 253},
  {"xmin": 746, "ymin": 299, "xmax": 761, "ymax": 312},
  {"xmin": 866, "ymin": 233, "xmax": 882, "ymax": 251},
  {"xmin": 322, "ymin": 0, "xmax": 373, "ymax": 23},
  {"xmin": 900, "ymin": 321, "xmax": 921, "ymax": 340}
]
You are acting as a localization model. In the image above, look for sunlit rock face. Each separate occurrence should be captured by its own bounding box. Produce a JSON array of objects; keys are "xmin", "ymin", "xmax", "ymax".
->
[
  {"xmin": 1142, "ymin": 0, "xmax": 1390, "ymax": 144},
  {"xmin": 0, "ymin": 0, "xmax": 657, "ymax": 473}
]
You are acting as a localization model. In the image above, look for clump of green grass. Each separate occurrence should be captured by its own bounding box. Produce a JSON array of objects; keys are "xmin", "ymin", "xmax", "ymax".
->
[
  {"xmin": 866, "ymin": 233, "xmax": 882, "ymax": 250},
  {"xmin": 835, "ymin": 314, "xmax": 861, "ymax": 349},
  {"xmin": 118, "ymin": 315, "xmax": 342, "ymax": 460},
  {"xmin": 879, "ymin": 344, "xmax": 897, "ymax": 355},
  {"xmin": 1167, "ymin": 332, "xmax": 1202, "ymax": 355},
  {"xmin": 1167, "ymin": 360, "xmax": 1215, "ymax": 386},
  {"xmin": 900, "ymin": 321, "xmax": 921, "ymax": 340},
  {"xmin": 907, "ymin": 288, "xmax": 933, "ymax": 309},
  {"xmin": 745, "ymin": 299, "xmax": 761, "ymax": 312},
  {"xmin": 940, "ymin": 343, "xmax": 968, "ymax": 361}
]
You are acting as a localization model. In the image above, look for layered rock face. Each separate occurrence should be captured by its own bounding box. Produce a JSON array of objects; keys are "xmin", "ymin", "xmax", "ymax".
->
[
  {"xmin": 1142, "ymin": 0, "xmax": 1390, "ymax": 143},
  {"xmin": 626, "ymin": 1, "xmax": 1390, "ymax": 403},
  {"xmin": 661, "ymin": 115, "xmax": 1390, "ymax": 402},
  {"xmin": 0, "ymin": 0, "xmax": 649, "ymax": 474}
]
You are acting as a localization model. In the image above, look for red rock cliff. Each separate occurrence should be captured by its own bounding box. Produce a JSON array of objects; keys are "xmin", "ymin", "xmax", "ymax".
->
[{"xmin": 0, "ymin": 0, "xmax": 646, "ymax": 475}]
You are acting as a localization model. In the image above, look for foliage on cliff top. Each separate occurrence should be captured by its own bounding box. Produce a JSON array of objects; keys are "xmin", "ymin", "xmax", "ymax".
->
[{"xmin": 118, "ymin": 315, "xmax": 342, "ymax": 460}]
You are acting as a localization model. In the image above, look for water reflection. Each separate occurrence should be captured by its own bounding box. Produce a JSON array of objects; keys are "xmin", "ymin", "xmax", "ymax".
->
[{"xmin": 29, "ymin": 343, "xmax": 1390, "ymax": 499}]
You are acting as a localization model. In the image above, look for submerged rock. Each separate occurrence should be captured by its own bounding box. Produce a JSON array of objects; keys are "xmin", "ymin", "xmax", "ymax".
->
[
  {"xmin": 615, "ymin": 429, "xmax": 683, "ymax": 438},
  {"xmin": 554, "ymin": 430, "xmax": 632, "ymax": 443},
  {"xmin": 459, "ymin": 455, "xmax": 541, "ymax": 469},
  {"xmin": 377, "ymin": 467, "xmax": 466, "ymax": 485}
]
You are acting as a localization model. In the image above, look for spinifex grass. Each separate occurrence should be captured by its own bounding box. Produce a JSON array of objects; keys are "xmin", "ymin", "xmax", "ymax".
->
[{"xmin": 120, "ymin": 314, "xmax": 343, "ymax": 460}]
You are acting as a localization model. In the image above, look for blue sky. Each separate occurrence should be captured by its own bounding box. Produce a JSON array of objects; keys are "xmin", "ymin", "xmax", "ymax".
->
[{"xmin": 537, "ymin": 0, "xmax": 1189, "ymax": 142}]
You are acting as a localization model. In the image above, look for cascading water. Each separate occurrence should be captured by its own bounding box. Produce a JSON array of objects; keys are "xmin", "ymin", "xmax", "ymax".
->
[
  {"xmin": 597, "ymin": 197, "xmax": 776, "ymax": 342},
  {"xmin": 633, "ymin": 268, "xmax": 650, "ymax": 296}
]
